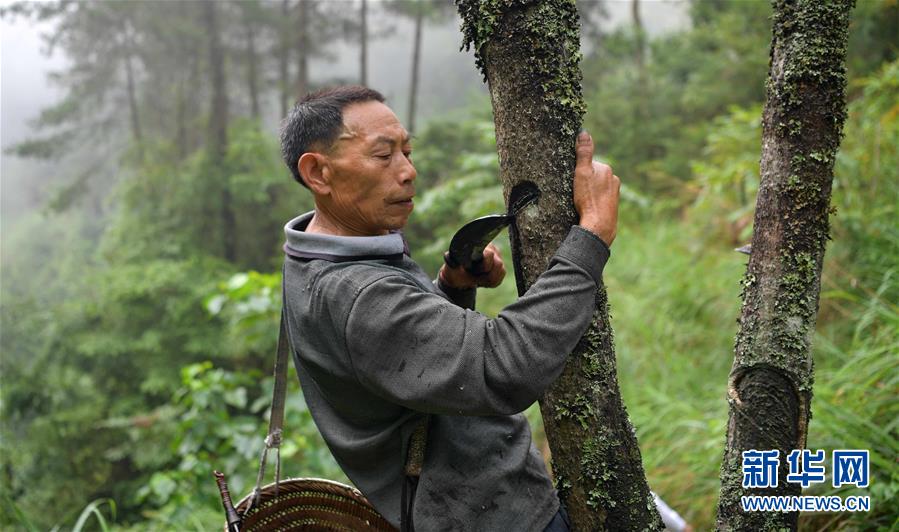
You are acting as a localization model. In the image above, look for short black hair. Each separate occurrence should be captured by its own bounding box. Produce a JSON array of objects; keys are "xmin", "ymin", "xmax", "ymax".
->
[{"xmin": 280, "ymin": 85, "xmax": 386, "ymax": 188}]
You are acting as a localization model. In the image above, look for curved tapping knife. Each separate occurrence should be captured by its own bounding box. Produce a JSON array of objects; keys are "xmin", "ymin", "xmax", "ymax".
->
[{"xmin": 444, "ymin": 182, "xmax": 540, "ymax": 275}]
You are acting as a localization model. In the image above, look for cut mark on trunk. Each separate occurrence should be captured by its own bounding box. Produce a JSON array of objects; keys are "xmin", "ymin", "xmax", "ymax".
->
[
  {"xmin": 508, "ymin": 180, "xmax": 540, "ymax": 297},
  {"xmin": 729, "ymin": 365, "xmax": 800, "ymax": 451}
]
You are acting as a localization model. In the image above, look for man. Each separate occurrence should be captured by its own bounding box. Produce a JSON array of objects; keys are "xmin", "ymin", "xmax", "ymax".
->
[{"xmin": 279, "ymin": 85, "xmax": 618, "ymax": 531}]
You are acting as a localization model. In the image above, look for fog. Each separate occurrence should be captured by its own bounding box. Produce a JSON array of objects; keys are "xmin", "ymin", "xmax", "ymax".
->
[{"xmin": 1, "ymin": 1, "xmax": 689, "ymax": 233}]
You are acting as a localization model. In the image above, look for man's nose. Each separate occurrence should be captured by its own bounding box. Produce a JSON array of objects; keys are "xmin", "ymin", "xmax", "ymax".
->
[{"xmin": 399, "ymin": 156, "xmax": 416, "ymax": 185}]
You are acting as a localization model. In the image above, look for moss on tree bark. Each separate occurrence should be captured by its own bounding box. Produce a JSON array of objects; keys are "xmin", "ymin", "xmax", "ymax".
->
[
  {"xmin": 716, "ymin": 1, "xmax": 855, "ymax": 530},
  {"xmin": 457, "ymin": 1, "xmax": 662, "ymax": 529}
]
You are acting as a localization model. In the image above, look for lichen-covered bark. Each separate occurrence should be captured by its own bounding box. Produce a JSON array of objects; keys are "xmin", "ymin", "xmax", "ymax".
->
[
  {"xmin": 457, "ymin": 1, "xmax": 662, "ymax": 529},
  {"xmin": 716, "ymin": 1, "xmax": 854, "ymax": 530}
]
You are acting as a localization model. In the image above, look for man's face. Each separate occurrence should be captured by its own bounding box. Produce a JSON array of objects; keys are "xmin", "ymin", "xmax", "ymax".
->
[{"xmin": 320, "ymin": 101, "xmax": 416, "ymax": 236}]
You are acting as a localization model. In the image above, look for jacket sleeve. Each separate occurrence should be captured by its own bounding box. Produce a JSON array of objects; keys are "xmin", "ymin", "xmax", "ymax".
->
[
  {"xmin": 432, "ymin": 276, "xmax": 477, "ymax": 310},
  {"xmin": 343, "ymin": 226, "xmax": 610, "ymax": 416}
]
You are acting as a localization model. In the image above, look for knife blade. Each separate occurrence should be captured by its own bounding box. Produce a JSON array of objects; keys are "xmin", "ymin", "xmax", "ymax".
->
[{"xmin": 445, "ymin": 182, "xmax": 540, "ymax": 275}]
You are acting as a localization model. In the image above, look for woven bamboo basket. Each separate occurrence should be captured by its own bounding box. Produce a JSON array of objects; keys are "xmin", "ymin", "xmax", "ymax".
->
[{"xmin": 227, "ymin": 478, "xmax": 396, "ymax": 531}]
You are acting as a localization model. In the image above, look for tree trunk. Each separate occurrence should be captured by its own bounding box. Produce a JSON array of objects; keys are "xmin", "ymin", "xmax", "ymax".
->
[
  {"xmin": 245, "ymin": 16, "xmax": 260, "ymax": 119},
  {"xmin": 176, "ymin": 43, "xmax": 200, "ymax": 160},
  {"xmin": 203, "ymin": 0, "xmax": 236, "ymax": 263},
  {"xmin": 175, "ymin": 1, "xmax": 197, "ymax": 159},
  {"xmin": 630, "ymin": 0, "xmax": 649, "ymax": 190},
  {"xmin": 122, "ymin": 29, "xmax": 143, "ymax": 161},
  {"xmin": 716, "ymin": 1, "xmax": 854, "ymax": 530},
  {"xmin": 631, "ymin": 0, "xmax": 645, "ymax": 72},
  {"xmin": 360, "ymin": 0, "xmax": 368, "ymax": 86},
  {"xmin": 458, "ymin": 1, "xmax": 662, "ymax": 530},
  {"xmin": 205, "ymin": 1, "xmax": 228, "ymax": 160},
  {"xmin": 295, "ymin": 0, "xmax": 310, "ymax": 100},
  {"xmin": 279, "ymin": 0, "xmax": 291, "ymax": 117},
  {"xmin": 407, "ymin": 3, "xmax": 423, "ymax": 133},
  {"xmin": 175, "ymin": 74, "xmax": 187, "ymax": 159}
]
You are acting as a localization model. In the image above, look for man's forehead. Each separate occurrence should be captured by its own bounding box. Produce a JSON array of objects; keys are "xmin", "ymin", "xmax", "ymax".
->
[{"xmin": 338, "ymin": 102, "xmax": 410, "ymax": 144}]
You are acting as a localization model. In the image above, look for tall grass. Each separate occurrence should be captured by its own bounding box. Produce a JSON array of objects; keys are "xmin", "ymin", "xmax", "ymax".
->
[
  {"xmin": 70, "ymin": 499, "xmax": 116, "ymax": 532},
  {"xmin": 603, "ymin": 213, "xmax": 742, "ymax": 528},
  {"xmin": 481, "ymin": 207, "xmax": 897, "ymax": 530},
  {"xmin": 803, "ymin": 271, "xmax": 899, "ymax": 530}
]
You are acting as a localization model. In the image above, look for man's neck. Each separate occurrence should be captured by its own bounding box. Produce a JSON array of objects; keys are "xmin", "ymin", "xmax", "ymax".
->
[{"xmin": 305, "ymin": 209, "xmax": 388, "ymax": 237}]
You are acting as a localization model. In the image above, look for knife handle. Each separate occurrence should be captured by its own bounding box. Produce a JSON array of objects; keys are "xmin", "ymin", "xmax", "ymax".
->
[
  {"xmin": 444, "ymin": 251, "xmax": 461, "ymax": 269},
  {"xmin": 466, "ymin": 257, "xmax": 486, "ymax": 276},
  {"xmin": 444, "ymin": 251, "xmax": 487, "ymax": 276}
]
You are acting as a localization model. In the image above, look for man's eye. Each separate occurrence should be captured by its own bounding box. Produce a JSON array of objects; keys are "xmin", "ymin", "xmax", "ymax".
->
[
  {"xmin": 375, "ymin": 154, "xmax": 391, "ymax": 160},
  {"xmin": 403, "ymin": 151, "xmax": 412, "ymax": 159}
]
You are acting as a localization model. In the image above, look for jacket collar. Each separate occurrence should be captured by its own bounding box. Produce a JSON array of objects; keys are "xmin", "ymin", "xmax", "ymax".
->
[{"xmin": 283, "ymin": 211, "xmax": 410, "ymax": 262}]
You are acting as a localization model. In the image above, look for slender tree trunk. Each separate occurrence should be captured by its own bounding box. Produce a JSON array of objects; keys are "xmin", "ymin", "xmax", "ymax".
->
[
  {"xmin": 716, "ymin": 1, "xmax": 854, "ymax": 530},
  {"xmin": 177, "ymin": 44, "xmax": 201, "ymax": 160},
  {"xmin": 630, "ymin": 0, "xmax": 649, "ymax": 190},
  {"xmin": 122, "ymin": 30, "xmax": 143, "ymax": 161},
  {"xmin": 175, "ymin": 73, "xmax": 187, "ymax": 160},
  {"xmin": 174, "ymin": 0, "xmax": 196, "ymax": 159},
  {"xmin": 204, "ymin": 0, "xmax": 236, "ymax": 263},
  {"xmin": 360, "ymin": 0, "xmax": 368, "ymax": 86},
  {"xmin": 295, "ymin": 0, "xmax": 310, "ymax": 100},
  {"xmin": 458, "ymin": 1, "xmax": 662, "ymax": 530},
  {"xmin": 631, "ymin": 0, "xmax": 644, "ymax": 72},
  {"xmin": 407, "ymin": 3, "xmax": 423, "ymax": 133},
  {"xmin": 245, "ymin": 17, "xmax": 260, "ymax": 119},
  {"xmin": 280, "ymin": 0, "xmax": 291, "ymax": 116},
  {"xmin": 205, "ymin": 1, "xmax": 228, "ymax": 159}
]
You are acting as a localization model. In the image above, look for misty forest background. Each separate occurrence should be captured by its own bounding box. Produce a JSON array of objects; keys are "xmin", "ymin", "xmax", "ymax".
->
[{"xmin": 1, "ymin": 1, "xmax": 896, "ymax": 530}]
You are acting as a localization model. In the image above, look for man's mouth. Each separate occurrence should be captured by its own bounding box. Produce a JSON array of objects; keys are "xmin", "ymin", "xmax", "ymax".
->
[{"xmin": 390, "ymin": 197, "xmax": 414, "ymax": 207}]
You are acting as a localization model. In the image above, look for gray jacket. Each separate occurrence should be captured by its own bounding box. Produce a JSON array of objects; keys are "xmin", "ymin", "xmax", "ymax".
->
[{"xmin": 282, "ymin": 211, "xmax": 610, "ymax": 531}]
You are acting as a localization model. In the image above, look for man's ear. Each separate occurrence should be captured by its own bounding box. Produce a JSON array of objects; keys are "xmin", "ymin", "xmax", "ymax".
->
[{"xmin": 298, "ymin": 152, "xmax": 330, "ymax": 194}]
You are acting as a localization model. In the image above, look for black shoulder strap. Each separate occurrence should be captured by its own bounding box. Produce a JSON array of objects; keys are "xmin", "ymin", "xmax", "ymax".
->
[
  {"xmin": 248, "ymin": 263, "xmax": 293, "ymax": 509},
  {"xmin": 268, "ymin": 308, "xmax": 291, "ymax": 449},
  {"xmin": 248, "ymin": 307, "xmax": 291, "ymax": 510}
]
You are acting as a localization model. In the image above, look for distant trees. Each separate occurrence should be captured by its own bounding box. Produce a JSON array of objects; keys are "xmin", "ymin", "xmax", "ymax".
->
[
  {"xmin": 581, "ymin": 1, "xmax": 772, "ymax": 198},
  {"xmin": 1, "ymin": 0, "xmax": 384, "ymax": 266},
  {"xmin": 238, "ymin": 1, "xmax": 263, "ymax": 119},
  {"xmin": 360, "ymin": 0, "xmax": 368, "ymax": 85},
  {"xmin": 4, "ymin": 0, "xmax": 455, "ymax": 178},
  {"xmin": 1, "ymin": 3, "xmax": 478, "ymax": 524},
  {"xmin": 294, "ymin": 0, "xmax": 311, "ymax": 99},
  {"xmin": 384, "ymin": 0, "xmax": 455, "ymax": 133},
  {"xmin": 4, "ymin": 3, "xmax": 144, "ymax": 161},
  {"xmin": 202, "ymin": 1, "xmax": 236, "ymax": 261}
]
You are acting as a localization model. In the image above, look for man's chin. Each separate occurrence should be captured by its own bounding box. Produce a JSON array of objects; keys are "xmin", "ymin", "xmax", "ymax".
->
[
  {"xmin": 386, "ymin": 209, "xmax": 413, "ymax": 231},
  {"xmin": 387, "ymin": 216, "xmax": 410, "ymax": 231}
]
